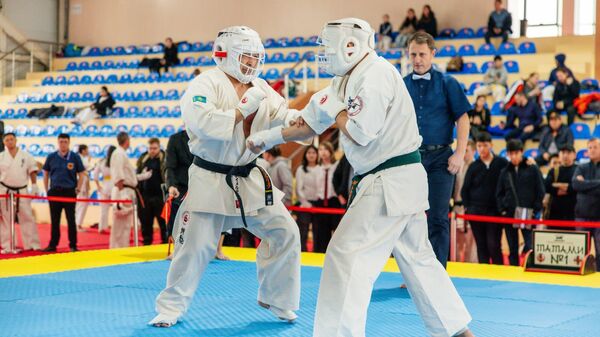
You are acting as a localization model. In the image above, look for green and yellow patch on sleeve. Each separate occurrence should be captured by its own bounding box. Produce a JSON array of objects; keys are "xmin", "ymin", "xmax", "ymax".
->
[{"xmin": 192, "ymin": 95, "xmax": 207, "ymax": 103}]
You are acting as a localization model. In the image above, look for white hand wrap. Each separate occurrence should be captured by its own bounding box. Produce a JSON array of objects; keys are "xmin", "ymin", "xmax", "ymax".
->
[
  {"xmin": 247, "ymin": 126, "xmax": 285, "ymax": 151},
  {"xmin": 238, "ymin": 87, "xmax": 267, "ymax": 118}
]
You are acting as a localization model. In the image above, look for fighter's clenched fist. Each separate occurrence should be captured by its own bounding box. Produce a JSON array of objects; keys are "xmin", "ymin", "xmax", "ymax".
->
[{"xmin": 237, "ymin": 86, "xmax": 267, "ymax": 118}]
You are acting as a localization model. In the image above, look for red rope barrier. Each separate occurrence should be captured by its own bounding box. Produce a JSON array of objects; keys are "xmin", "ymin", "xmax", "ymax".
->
[
  {"xmin": 456, "ymin": 213, "xmax": 600, "ymax": 229},
  {"xmin": 287, "ymin": 205, "xmax": 346, "ymax": 215},
  {"xmin": 0, "ymin": 193, "xmax": 133, "ymax": 204}
]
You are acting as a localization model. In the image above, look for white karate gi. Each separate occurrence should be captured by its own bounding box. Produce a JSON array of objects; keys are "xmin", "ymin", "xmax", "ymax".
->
[
  {"xmin": 93, "ymin": 161, "xmax": 113, "ymax": 232},
  {"xmin": 303, "ymin": 52, "xmax": 472, "ymax": 337},
  {"xmin": 109, "ymin": 146, "xmax": 137, "ymax": 248},
  {"xmin": 75, "ymin": 155, "xmax": 92, "ymax": 228},
  {"xmin": 0, "ymin": 149, "xmax": 40, "ymax": 250},
  {"xmin": 153, "ymin": 68, "xmax": 301, "ymax": 322}
]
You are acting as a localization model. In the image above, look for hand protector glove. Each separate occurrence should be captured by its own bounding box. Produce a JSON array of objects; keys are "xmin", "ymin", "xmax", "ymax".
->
[
  {"xmin": 301, "ymin": 86, "xmax": 347, "ymax": 134},
  {"xmin": 238, "ymin": 87, "xmax": 267, "ymax": 118},
  {"xmin": 246, "ymin": 126, "xmax": 284, "ymax": 153}
]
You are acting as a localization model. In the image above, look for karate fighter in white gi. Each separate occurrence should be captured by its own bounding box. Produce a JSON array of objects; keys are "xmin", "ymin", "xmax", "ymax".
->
[
  {"xmin": 109, "ymin": 132, "xmax": 151, "ymax": 248},
  {"xmin": 0, "ymin": 133, "xmax": 40, "ymax": 253},
  {"xmin": 149, "ymin": 26, "xmax": 302, "ymax": 328},
  {"xmin": 247, "ymin": 18, "xmax": 475, "ymax": 337}
]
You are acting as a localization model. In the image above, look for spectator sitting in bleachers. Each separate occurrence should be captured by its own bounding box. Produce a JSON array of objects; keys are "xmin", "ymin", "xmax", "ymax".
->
[
  {"xmin": 395, "ymin": 8, "xmax": 417, "ymax": 48},
  {"xmin": 548, "ymin": 153, "xmax": 560, "ymax": 171},
  {"xmin": 474, "ymin": 55, "xmax": 508, "ymax": 102},
  {"xmin": 485, "ymin": 0, "xmax": 512, "ymax": 44},
  {"xmin": 543, "ymin": 145, "xmax": 577, "ymax": 225},
  {"xmin": 467, "ymin": 95, "xmax": 491, "ymax": 140},
  {"xmin": 523, "ymin": 72, "xmax": 542, "ymax": 102},
  {"xmin": 535, "ymin": 111, "xmax": 574, "ymax": 166},
  {"xmin": 417, "ymin": 5, "xmax": 437, "ymax": 38},
  {"xmin": 503, "ymin": 91, "xmax": 543, "ymax": 144},
  {"xmin": 543, "ymin": 54, "xmax": 575, "ymax": 100},
  {"xmin": 497, "ymin": 139, "xmax": 545, "ymax": 266},
  {"xmin": 72, "ymin": 86, "xmax": 116, "ymax": 125},
  {"xmin": 162, "ymin": 37, "xmax": 181, "ymax": 72},
  {"xmin": 553, "ymin": 67, "xmax": 581, "ymax": 125},
  {"xmin": 192, "ymin": 68, "xmax": 201, "ymax": 77},
  {"xmin": 377, "ymin": 14, "xmax": 393, "ymax": 51},
  {"xmin": 572, "ymin": 138, "xmax": 600, "ymax": 271}
]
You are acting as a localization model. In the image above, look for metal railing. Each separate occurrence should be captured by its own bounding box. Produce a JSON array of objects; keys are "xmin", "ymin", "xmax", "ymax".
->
[{"xmin": 0, "ymin": 39, "xmax": 66, "ymax": 87}]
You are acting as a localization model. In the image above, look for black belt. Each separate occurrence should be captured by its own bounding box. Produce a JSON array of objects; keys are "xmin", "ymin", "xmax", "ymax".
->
[
  {"xmin": 193, "ymin": 156, "xmax": 273, "ymax": 227},
  {"xmin": 1, "ymin": 182, "xmax": 27, "ymax": 218},
  {"xmin": 123, "ymin": 184, "xmax": 145, "ymax": 209},
  {"xmin": 419, "ymin": 144, "xmax": 449, "ymax": 152}
]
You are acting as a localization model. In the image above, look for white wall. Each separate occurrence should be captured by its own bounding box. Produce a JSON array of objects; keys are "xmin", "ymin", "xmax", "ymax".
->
[{"xmin": 2, "ymin": 0, "xmax": 58, "ymax": 44}]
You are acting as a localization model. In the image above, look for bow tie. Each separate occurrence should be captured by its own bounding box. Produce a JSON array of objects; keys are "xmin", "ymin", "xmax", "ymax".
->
[{"xmin": 412, "ymin": 73, "xmax": 431, "ymax": 81}]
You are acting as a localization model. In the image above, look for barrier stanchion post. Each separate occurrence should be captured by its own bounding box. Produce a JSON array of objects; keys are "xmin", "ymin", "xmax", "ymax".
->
[
  {"xmin": 132, "ymin": 196, "xmax": 139, "ymax": 247},
  {"xmin": 449, "ymin": 211, "xmax": 457, "ymax": 262}
]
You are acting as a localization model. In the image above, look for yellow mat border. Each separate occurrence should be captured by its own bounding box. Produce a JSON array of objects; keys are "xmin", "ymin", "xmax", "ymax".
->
[{"xmin": 1, "ymin": 245, "xmax": 598, "ymax": 288}]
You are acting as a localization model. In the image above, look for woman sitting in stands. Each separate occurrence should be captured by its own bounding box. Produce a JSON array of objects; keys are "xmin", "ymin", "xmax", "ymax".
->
[{"xmin": 72, "ymin": 86, "xmax": 116, "ymax": 125}]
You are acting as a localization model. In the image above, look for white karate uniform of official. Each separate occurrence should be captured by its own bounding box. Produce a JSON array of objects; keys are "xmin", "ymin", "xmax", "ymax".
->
[
  {"xmin": 150, "ymin": 26, "xmax": 301, "ymax": 327},
  {"xmin": 0, "ymin": 149, "xmax": 40, "ymax": 251},
  {"xmin": 249, "ymin": 18, "xmax": 472, "ymax": 337},
  {"xmin": 93, "ymin": 160, "xmax": 113, "ymax": 232},
  {"xmin": 75, "ymin": 155, "xmax": 92, "ymax": 229},
  {"xmin": 109, "ymin": 146, "xmax": 137, "ymax": 248}
]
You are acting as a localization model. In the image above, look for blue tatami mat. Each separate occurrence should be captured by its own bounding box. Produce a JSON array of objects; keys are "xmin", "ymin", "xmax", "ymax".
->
[{"xmin": 2, "ymin": 260, "xmax": 600, "ymax": 337}]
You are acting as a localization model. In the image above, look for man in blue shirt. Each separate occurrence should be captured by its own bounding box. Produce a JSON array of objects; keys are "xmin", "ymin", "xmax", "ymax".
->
[
  {"xmin": 42, "ymin": 133, "xmax": 86, "ymax": 252},
  {"xmin": 404, "ymin": 32, "xmax": 471, "ymax": 268}
]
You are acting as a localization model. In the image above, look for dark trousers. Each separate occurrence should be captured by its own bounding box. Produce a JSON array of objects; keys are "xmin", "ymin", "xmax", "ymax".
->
[
  {"xmin": 421, "ymin": 146, "xmax": 455, "ymax": 268},
  {"xmin": 485, "ymin": 29, "xmax": 509, "ymax": 44},
  {"xmin": 468, "ymin": 207, "xmax": 503, "ymax": 264},
  {"xmin": 313, "ymin": 197, "xmax": 342, "ymax": 253},
  {"xmin": 504, "ymin": 127, "xmax": 538, "ymax": 144},
  {"xmin": 556, "ymin": 106, "xmax": 578, "ymax": 125},
  {"xmin": 504, "ymin": 223, "xmax": 532, "ymax": 266},
  {"xmin": 47, "ymin": 188, "xmax": 77, "ymax": 249},
  {"xmin": 295, "ymin": 201, "xmax": 318, "ymax": 252},
  {"xmin": 222, "ymin": 228, "xmax": 256, "ymax": 248},
  {"xmin": 138, "ymin": 195, "xmax": 167, "ymax": 245}
]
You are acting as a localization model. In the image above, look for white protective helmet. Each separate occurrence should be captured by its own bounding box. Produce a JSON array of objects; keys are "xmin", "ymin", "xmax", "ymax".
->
[
  {"xmin": 213, "ymin": 26, "xmax": 265, "ymax": 84},
  {"xmin": 317, "ymin": 18, "xmax": 375, "ymax": 76}
]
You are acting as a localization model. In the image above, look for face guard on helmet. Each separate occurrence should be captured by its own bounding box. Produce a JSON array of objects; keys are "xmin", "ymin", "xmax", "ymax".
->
[
  {"xmin": 317, "ymin": 18, "xmax": 375, "ymax": 77},
  {"xmin": 213, "ymin": 26, "xmax": 265, "ymax": 84}
]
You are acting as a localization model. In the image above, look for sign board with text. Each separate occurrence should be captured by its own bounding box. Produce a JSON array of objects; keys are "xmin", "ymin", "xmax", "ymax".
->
[{"xmin": 524, "ymin": 230, "xmax": 596, "ymax": 275}]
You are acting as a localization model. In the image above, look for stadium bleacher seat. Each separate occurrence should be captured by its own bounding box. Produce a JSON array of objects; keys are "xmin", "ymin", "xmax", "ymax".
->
[
  {"xmin": 456, "ymin": 27, "xmax": 475, "ymax": 39},
  {"xmin": 129, "ymin": 124, "xmax": 144, "ymax": 137},
  {"xmin": 458, "ymin": 44, "xmax": 476, "ymax": 56},
  {"xmin": 475, "ymin": 27, "xmax": 487, "ymax": 38},
  {"xmin": 66, "ymin": 62, "xmax": 77, "ymax": 71},
  {"xmin": 504, "ymin": 61, "xmax": 520, "ymax": 73},
  {"xmin": 172, "ymin": 106, "xmax": 182, "ymax": 118},
  {"xmin": 302, "ymin": 51, "xmax": 315, "ymax": 62},
  {"xmin": 28, "ymin": 144, "xmax": 42, "ymax": 157},
  {"xmin": 55, "ymin": 76, "xmax": 67, "ymax": 85},
  {"xmin": 264, "ymin": 68, "xmax": 280, "ymax": 80},
  {"xmin": 91, "ymin": 61, "xmax": 103, "ymax": 70},
  {"xmin": 593, "ymin": 125, "xmax": 600, "ymax": 138},
  {"xmin": 145, "ymin": 124, "xmax": 160, "ymax": 137},
  {"xmin": 166, "ymin": 89, "xmax": 179, "ymax": 100},
  {"xmin": 119, "ymin": 74, "xmax": 133, "ymax": 84},
  {"xmin": 68, "ymin": 92, "xmax": 81, "ymax": 102},
  {"xmin": 42, "ymin": 76, "xmax": 53, "ymax": 85},
  {"xmin": 491, "ymin": 101, "xmax": 505, "ymax": 115},
  {"xmin": 576, "ymin": 149, "xmax": 589, "ymax": 162},
  {"xmin": 498, "ymin": 42, "xmax": 517, "ymax": 55},
  {"xmin": 518, "ymin": 41, "xmax": 537, "ymax": 54},
  {"xmin": 461, "ymin": 62, "xmax": 479, "ymax": 74},
  {"xmin": 498, "ymin": 148, "xmax": 508, "ymax": 159},
  {"xmin": 178, "ymin": 42, "xmax": 191, "ymax": 53},
  {"xmin": 477, "ymin": 43, "xmax": 496, "ymax": 56},
  {"xmin": 28, "ymin": 125, "xmax": 42, "ymax": 137},
  {"xmin": 264, "ymin": 38, "xmax": 278, "ymax": 48},
  {"xmin": 468, "ymin": 82, "xmax": 484, "ymax": 95},
  {"xmin": 524, "ymin": 148, "xmax": 539, "ymax": 159},
  {"xmin": 156, "ymin": 106, "xmax": 169, "ymax": 118},
  {"xmin": 439, "ymin": 28, "xmax": 455, "ymax": 39},
  {"xmin": 82, "ymin": 91, "xmax": 95, "ymax": 102},
  {"xmin": 84, "ymin": 125, "xmax": 99, "ymax": 137},
  {"xmin": 100, "ymin": 125, "xmax": 115, "ymax": 137},
  {"xmin": 570, "ymin": 123, "xmax": 592, "ymax": 139},
  {"xmin": 437, "ymin": 45, "xmax": 456, "ymax": 57},
  {"xmin": 480, "ymin": 61, "xmax": 493, "ymax": 73},
  {"xmin": 151, "ymin": 89, "xmax": 165, "ymax": 100},
  {"xmin": 161, "ymin": 125, "xmax": 176, "ymax": 137},
  {"xmin": 581, "ymin": 78, "xmax": 599, "ymax": 92}
]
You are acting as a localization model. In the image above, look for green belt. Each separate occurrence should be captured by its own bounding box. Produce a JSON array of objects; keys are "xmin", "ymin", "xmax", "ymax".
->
[{"xmin": 347, "ymin": 150, "xmax": 421, "ymax": 207}]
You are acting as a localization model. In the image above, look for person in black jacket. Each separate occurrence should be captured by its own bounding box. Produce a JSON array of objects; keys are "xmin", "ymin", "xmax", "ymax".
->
[
  {"xmin": 485, "ymin": 0, "xmax": 512, "ymax": 44},
  {"xmin": 496, "ymin": 140, "xmax": 545, "ymax": 266},
  {"xmin": 417, "ymin": 5, "xmax": 437, "ymax": 38},
  {"xmin": 395, "ymin": 8, "xmax": 417, "ymax": 48},
  {"xmin": 165, "ymin": 129, "xmax": 229, "ymax": 259},
  {"xmin": 332, "ymin": 155, "xmax": 353, "ymax": 207},
  {"xmin": 572, "ymin": 138, "xmax": 600, "ymax": 271},
  {"xmin": 461, "ymin": 132, "xmax": 507, "ymax": 264},
  {"xmin": 467, "ymin": 95, "xmax": 491, "ymax": 140},
  {"xmin": 535, "ymin": 111, "xmax": 574, "ymax": 165},
  {"xmin": 72, "ymin": 86, "xmax": 116, "ymax": 125},
  {"xmin": 136, "ymin": 138, "xmax": 167, "ymax": 245},
  {"xmin": 553, "ymin": 68, "xmax": 581, "ymax": 125},
  {"xmin": 162, "ymin": 37, "xmax": 180, "ymax": 73},
  {"xmin": 543, "ymin": 145, "xmax": 577, "ymax": 223}
]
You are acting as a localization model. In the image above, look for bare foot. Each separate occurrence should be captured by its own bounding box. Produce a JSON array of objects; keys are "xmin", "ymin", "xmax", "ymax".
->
[
  {"xmin": 399, "ymin": 283, "xmax": 407, "ymax": 289},
  {"xmin": 456, "ymin": 329, "xmax": 475, "ymax": 337},
  {"xmin": 215, "ymin": 251, "xmax": 230, "ymax": 260}
]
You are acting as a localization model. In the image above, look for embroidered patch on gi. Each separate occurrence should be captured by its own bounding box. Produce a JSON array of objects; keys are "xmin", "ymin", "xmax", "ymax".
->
[
  {"xmin": 319, "ymin": 95, "xmax": 328, "ymax": 105},
  {"xmin": 241, "ymin": 97, "xmax": 248, "ymax": 104},
  {"xmin": 347, "ymin": 96, "xmax": 363, "ymax": 116},
  {"xmin": 182, "ymin": 211, "xmax": 190, "ymax": 224},
  {"xmin": 178, "ymin": 227, "xmax": 186, "ymax": 244},
  {"xmin": 192, "ymin": 95, "xmax": 207, "ymax": 103},
  {"xmin": 67, "ymin": 162, "xmax": 74, "ymax": 170}
]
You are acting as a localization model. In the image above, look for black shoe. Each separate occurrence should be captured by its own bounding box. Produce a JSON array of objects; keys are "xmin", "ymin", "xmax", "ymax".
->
[
  {"xmin": 42, "ymin": 246, "xmax": 57, "ymax": 252},
  {"xmin": 70, "ymin": 247, "xmax": 78, "ymax": 252}
]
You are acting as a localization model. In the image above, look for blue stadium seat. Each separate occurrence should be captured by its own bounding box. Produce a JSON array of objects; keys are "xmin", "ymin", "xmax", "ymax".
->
[
  {"xmin": 70, "ymin": 124, "xmax": 84, "ymax": 137},
  {"xmin": 437, "ymin": 45, "xmax": 456, "ymax": 57},
  {"xmin": 133, "ymin": 73, "xmax": 147, "ymax": 83},
  {"xmin": 159, "ymin": 72, "xmax": 175, "ymax": 83},
  {"xmin": 264, "ymin": 68, "xmax": 280, "ymax": 80},
  {"xmin": 171, "ymin": 106, "xmax": 182, "ymax": 118},
  {"xmin": 67, "ymin": 75, "xmax": 79, "ymax": 85},
  {"xmin": 55, "ymin": 76, "xmax": 67, "ymax": 85},
  {"xmin": 4, "ymin": 108, "xmax": 15, "ymax": 119},
  {"xmin": 15, "ymin": 125, "xmax": 27, "ymax": 137},
  {"xmin": 285, "ymin": 52, "xmax": 300, "ymax": 63},
  {"xmin": 461, "ymin": 62, "xmax": 479, "ymax": 74},
  {"xmin": 121, "ymin": 90, "xmax": 135, "ymax": 101},
  {"xmin": 115, "ymin": 124, "xmax": 129, "ymax": 134},
  {"xmin": 498, "ymin": 148, "xmax": 508, "ymax": 159},
  {"xmin": 178, "ymin": 42, "xmax": 191, "ymax": 52},
  {"xmin": 518, "ymin": 41, "xmax": 537, "ymax": 54},
  {"xmin": 269, "ymin": 52, "xmax": 285, "ymax": 63},
  {"xmin": 28, "ymin": 125, "xmax": 42, "ymax": 137},
  {"xmin": 103, "ymin": 60, "xmax": 115, "ymax": 69},
  {"xmin": 581, "ymin": 78, "xmax": 599, "ymax": 89},
  {"xmin": 141, "ymin": 106, "xmax": 155, "ymax": 117},
  {"xmin": 166, "ymin": 89, "xmax": 179, "ymax": 100},
  {"xmin": 119, "ymin": 74, "xmax": 133, "ymax": 84},
  {"xmin": 127, "ymin": 60, "xmax": 140, "ymax": 68},
  {"xmin": 524, "ymin": 148, "xmax": 540, "ymax": 159},
  {"xmin": 101, "ymin": 47, "xmax": 113, "ymax": 56},
  {"xmin": 202, "ymin": 41, "xmax": 214, "ymax": 52},
  {"xmin": 177, "ymin": 124, "xmax": 185, "ymax": 132},
  {"xmin": 504, "ymin": 60, "xmax": 520, "ymax": 73},
  {"xmin": 156, "ymin": 106, "xmax": 170, "ymax": 118},
  {"xmin": 302, "ymin": 51, "xmax": 316, "ymax": 62},
  {"xmin": 100, "ymin": 125, "xmax": 115, "ymax": 137},
  {"xmin": 498, "ymin": 42, "xmax": 517, "ymax": 55},
  {"xmin": 476, "ymin": 27, "xmax": 488, "ymax": 38},
  {"xmin": 383, "ymin": 49, "xmax": 402, "ymax": 59},
  {"xmin": 151, "ymin": 89, "xmax": 164, "ymax": 100},
  {"xmin": 28, "ymin": 144, "xmax": 42, "ymax": 157},
  {"xmin": 290, "ymin": 36, "xmax": 305, "ymax": 47},
  {"xmin": 111, "ymin": 92, "xmax": 122, "ymax": 101},
  {"xmin": 82, "ymin": 91, "xmax": 95, "ymax": 102},
  {"xmin": 80, "ymin": 75, "xmax": 92, "ymax": 85},
  {"xmin": 129, "ymin": 124, "xmax": 144, "ymax": 137},
  {"xmin": 145, "ymin": 124, "xmax": 160, "ymax": 137},
  {"xmin": 277, "ymin": 37, "xmax": 290, "ymax": 47},
  {"xmin": 147, "ymin": 73, "xmax": 160, "ymax": 83},
  {"xmin": 576, "ymin": 149, "xmax": 589, "ymax": 162},
  {"xmin": 114, "ymin": 46, "xmax": 126, "ymax": 55},
  {"xmin": 67, "ymin": 92, "xmax": 81, "ymax": 102},
  {"xmin": 92, "ymin": 74, "xmax": 105, "ymax": 84},
  {"xmin": 136, "ymin": 90, "xmax": 150, "ymax": 101},
  {"xmin": 182, "ymin": 56, "xmax": 195, "ymax": 66},
  {"xmin": 439, "ymin": 28, "xmax": 455, "ymax": 39},
  {"xmin": 84, "ymin": 125, "xmax": 99, "ymax": 137},
  {"xmin": 544, "ymin": 100, "xmax": 554, "ymax": 111},
  {"xmin": 42, "ymin": 76, "xmax": 54, "ymax": 85},
  {"xmin": 189, "ymin": 42, "xmax": 201, "ymax": 51},
  {"xmin": 197, "ymin": 56, "xmax": 213, "ymax": 66},
  {"xmin": 78, "ymin": 61, "xmax": 90, "ymax": 70},
  {"xmin": 88, "ymin": 144, "xmax": 102, "ymax": 158},
  {"xmin": 306, "ymin": 35, "xmax": 319, "ymax": 46},
  {"xmin": 53, "ymin": 92, "xmax": 66, "ymax": 103},
  {"xmin": 570, "ymin": 123, "xmax": 592, "ymax": 139},
  {"xmin": 133, "ymin": 144, "xmax": 148, "ymax": 158},
  {"xmin": 456, "ymin": 27, "xmax": 475, "ymax": 39},
  {"xmin": 87, "ymin": 47, "xmax": 101, "ymax": 56},
  {"xmin": 41, "ymin": 144, "xmax": 57, "ymax": 156},
  {"xmin": 457, "ymin": 44, "xmax": 476, "ymax": 56},
  {"xmin": 91, "ymin": 60, "xmax": 103, "ymax": 70},
  {"xmin": 106, "ymin": 74, "xmax": 118, "ymax": 84},
  {"xmin": 16, "ymin": 108, "xmax": 28, "ymax": 119},
  {"xmin": 480, "ymin": 61, "xmax": 493, "ymax": 73},
  {"xmin": 491, "ymin": 101, "xmax": 506, "ymax": 115},
  {"xmin": 151, "ymin": 44, "xmax": 164, "ymax": 53},
  {"xmin": 593, "ymin": 125, "xmax": 600, "ymax": 138},
  {"xmin": 468, "ymin": 82, "xmax": 484, "ymax": 95},
  {"xmin": 318, "ymin": 68, "xmax": 334, "ymax": 78},
  {"xmin": 55, "ymin": 124, "xmax": 69, "ymax": 135},
  {"xmin": 477, "ymin": 43, "xmax": 497, "ymax": 56},
  {"xmin": 42, "ymin": 125, "xmax": 56, "ymax": 136},
  {"xmin": 293, "ymin": 67, "xmax": 315, "ymax": 79},
  {"xmin": 111, "ymin": 107, "xmax": 124, "ymax": 117},
  {"xmin": 161, "ymin": 125, "xmax": 176, "ymax": 137},
  {"xmin": 175, "ymin": 72, "xmax": 189, "ymax": 82},
  {"xmin": 66, "ymin": 62, "xmax": 77, "ymax": 71}
]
